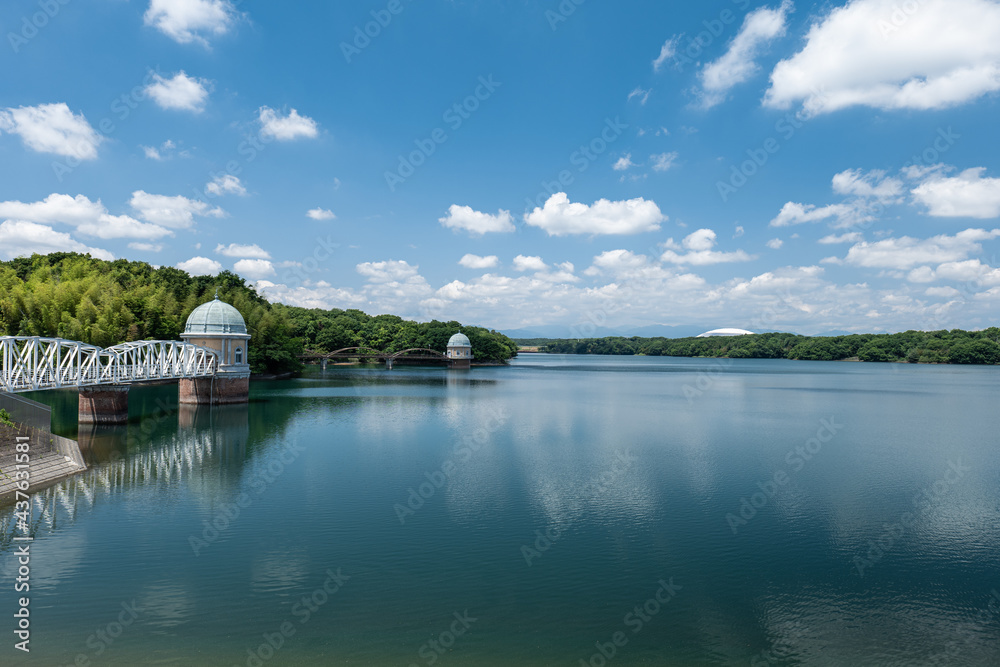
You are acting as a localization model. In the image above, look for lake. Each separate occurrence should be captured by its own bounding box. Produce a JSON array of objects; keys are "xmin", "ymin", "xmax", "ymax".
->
[{"xmin": 3, "ymin": 355, "xmax": 1000, "ymax": 665}]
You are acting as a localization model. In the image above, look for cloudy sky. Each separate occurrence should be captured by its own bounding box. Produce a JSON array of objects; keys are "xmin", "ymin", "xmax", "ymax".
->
[{"xmin": 2, "ymin": 0, "xmax": 999, "ymax": 335}]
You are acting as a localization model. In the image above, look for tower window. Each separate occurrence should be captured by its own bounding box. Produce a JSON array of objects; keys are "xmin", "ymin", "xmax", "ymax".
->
[{"xmin": 235, "ymin": 347, "xmax": 243, "ymax": 364}]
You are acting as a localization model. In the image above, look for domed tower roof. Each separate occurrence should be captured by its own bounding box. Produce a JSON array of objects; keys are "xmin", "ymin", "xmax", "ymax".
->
[
  {"xmin": 447, "ymin": 333, "xmax": 471, "ymax": 348},
  {"xmin": 184, "ymin": 296, "xmax": 248, "ymax": 336}
]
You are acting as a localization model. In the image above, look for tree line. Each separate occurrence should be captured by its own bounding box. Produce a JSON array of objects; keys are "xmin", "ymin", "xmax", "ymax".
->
[
  {"xmin": 0, "ymin": 253, "xmax": 518, "ymax": 374},
  {"xmin": 535, "ymin": 329, "xmax": 1000, "ymax": 365}
]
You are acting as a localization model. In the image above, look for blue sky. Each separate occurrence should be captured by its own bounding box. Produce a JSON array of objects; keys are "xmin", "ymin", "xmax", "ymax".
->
[{"xmin": 2, "ymin": 0, "xmax": 999, "ymax": 335}]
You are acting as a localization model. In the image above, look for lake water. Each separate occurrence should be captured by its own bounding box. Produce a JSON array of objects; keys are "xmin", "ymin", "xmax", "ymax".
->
[{"xmin": 3, "ymin": 355, "xmax": 1000, "ymax": 666}]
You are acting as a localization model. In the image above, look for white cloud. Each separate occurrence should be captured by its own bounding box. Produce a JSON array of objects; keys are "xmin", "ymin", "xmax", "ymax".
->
[
  {"xmin": 234, "ymin": 259, "xmax": 276, "ymax": 279},
  {"xmin": 307, "ymin": 208, "xmax": 336, "ymax": 221},
  {"xmin": 911, "ymin": 168, "xmax": 1000, "ymax": 218},
  {"xmin": 661, "ymin": 228, "xmax": 756, "ymax": 265},
  {"xmin": 459, "ymin": 254, "xmax": 499, "ymax": 269},
  {"xmin": 513, "ymin": 255, "xmax": 547, "ymax": 272},
  {"xmin": 177, "ymin": 256, "xmax": 222, "ymax": 276},
  {"xmin": 650, "ymin": 152, "xmax": 679, "ymax": 172},
  {"xmin": 767, "ymin": 238, "xmax": 784, "ymax": 249},
  {"xmin": 832, "ymin": 168, "xmax": 904, "ymax": 199},
  {"xmin": 216, "ymin": 243, "xmax": 270, "ymax": 259},
  {"xmin": 356, "ymin": 260, "xmax": 423, "ymax": 284},
  {"xmin": 144, "ymin": 0, "xmax": 238, "ymax": 46},
  {"xmin": 844, "ymin": 228, "xmax": 1000, "ymax": 269},
  {"xmin": 0, "ymin": 193, "xmax": 171, "ymax": 240},
  {"xmin": 0, "ymin": 103, "xmax": 102, "ymax": 160},
  {"xmin": 925, "ymin": 286, "xmax": 962, "ymax": 298},
  {"xmin": 734, "ymin": 225, "xmax": 745, "ymax": 238},
  {"xmin": 258, "ymin": 107, "xmax": 319, "ymax": 141},
  {"xmin": 627, "ymin": 87, "xmax": 650, "ymax": 105},
  {"xmin": 819, "ymin": 232, "xmax": 864, "ymax": 244},
  {"xmin": 653, "ymin": 37, "xmax": 679, "ymax": 72},
  {"xmin": 585, "ymin": 249, "xmax": 648, "ymax": 276},
  {"xmin": 0, "ymin": 220, "xmax": 113, "ymax": 260},
  {"xmin": 765, "ymin": 0, "xmax": 1000, "ymax": 114},
  {"xmin": 613, "ymin": 154, "xmax": 635, "ymax": 171},
  {"xmin": 525, "ymin": 193, "xmax": 665, "ymax": 236},
  {"xmin": 439, "ymin": 205, "xmax": 515, "ymax": 235},
  {"xmin": 142, "ymin": 146, "xmax": 163, "ymax": 160},
  {"xmin": 698, "ymin": 0, "xmax": 792, "ymax": 108},
  {"xmin": 130, "ymin": 191, "xmax": 225, "ymax": 229},
  {"xmin": 145, "ymin": 72, "xmax": 211, "ymax": 113},
  {"xmin": 128, "ymin": 242, "xmax": 163, "ymax": 253},
  {"xmin": 769, "ymin": 201, "xmax": 861, "ymax": 228},
  {"xmin": 205, "ymin": 174, "xmax": 246, "ymax": 196},
  {"xmin": 908, "ymin": 259, "xmax": 1000, "ymax": 286}
]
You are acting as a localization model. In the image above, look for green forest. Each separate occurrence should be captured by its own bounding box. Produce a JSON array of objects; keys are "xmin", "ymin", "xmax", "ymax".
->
[
  {"xmin": 535, "ymin": 330, "xmax": 1000, "ymax": 365},
  {"xmin": 0, "ymin": 253, "xmax": 518, "ymax": 374}
]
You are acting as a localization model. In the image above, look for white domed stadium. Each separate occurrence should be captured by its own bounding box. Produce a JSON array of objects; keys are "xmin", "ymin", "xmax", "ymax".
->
[{"xmin": 696, "ymin": 328, "xmax": 755, "ymax": 338}]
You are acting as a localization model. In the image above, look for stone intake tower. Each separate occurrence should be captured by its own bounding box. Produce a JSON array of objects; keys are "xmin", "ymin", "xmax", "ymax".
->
[{"xmin": 179, "ymin": 295, "xmax": 251, "ymax": 404}]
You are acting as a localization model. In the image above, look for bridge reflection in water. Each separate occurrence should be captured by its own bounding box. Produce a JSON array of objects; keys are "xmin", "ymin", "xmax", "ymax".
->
[{"xmin": 0, "ymin": 402, "xmax": 250, "ymax": 542}]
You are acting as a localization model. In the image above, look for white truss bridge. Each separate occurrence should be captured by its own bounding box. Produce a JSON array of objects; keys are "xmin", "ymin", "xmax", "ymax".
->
[{"xmin": 0, "ymin": 336, "xmax": 219, "ymax": 393}]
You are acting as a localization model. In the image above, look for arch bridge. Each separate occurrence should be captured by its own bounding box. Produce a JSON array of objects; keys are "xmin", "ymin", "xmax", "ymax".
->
[{"xmin": 301, "ymin": 347, "xmax": 454, "ymax": 369}]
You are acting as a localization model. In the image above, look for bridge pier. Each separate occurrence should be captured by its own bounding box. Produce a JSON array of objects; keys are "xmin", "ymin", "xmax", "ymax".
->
[
  {"xmin": 321, "ymin": 359, "xmax": 328, "ymax": 371},
  {"xmin": 79, "ymin": 385, "xmax": 130, "ymax": 424},
  {"xmin": 179, "ymin": 376, "xmax": 250, "ymax": 405},
  {"xmin": 386, "ymin": 358, "xmax": 394, "ymax": 370}
]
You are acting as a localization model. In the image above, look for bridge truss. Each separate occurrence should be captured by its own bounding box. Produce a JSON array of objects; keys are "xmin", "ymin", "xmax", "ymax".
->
[{"xmin": 0, "ymin": 337, "xmax": 218, "ymax": 393}]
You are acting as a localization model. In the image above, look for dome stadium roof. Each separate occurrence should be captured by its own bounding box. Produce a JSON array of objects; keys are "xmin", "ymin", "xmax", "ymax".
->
[{"xmin": 696, "ymin": 328, "xmax": 755, "ymax": 338}]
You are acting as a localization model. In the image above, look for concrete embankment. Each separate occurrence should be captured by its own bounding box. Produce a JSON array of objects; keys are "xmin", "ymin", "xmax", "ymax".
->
[{"xmin": 0, "ymin": 421, "xmax": 87, "ymax": 503}]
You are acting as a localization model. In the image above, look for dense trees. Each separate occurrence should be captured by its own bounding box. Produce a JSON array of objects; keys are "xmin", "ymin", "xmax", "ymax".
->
[
  {"xmin": 278, "ymin": 306, "xmax": 518, "ymax": 363},
  {"xmin": 0, "ymin": 253, "xmax": 518, "ymax": 374},
  {"xmin": 537, "ymin": 329, "xmax": 1000, "ymax": 365}
]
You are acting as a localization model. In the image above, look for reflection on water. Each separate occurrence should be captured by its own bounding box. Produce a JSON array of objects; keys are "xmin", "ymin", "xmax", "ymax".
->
[{"xmin": 1, "ymin": 357, "xmax": 999, "ymax": 665}]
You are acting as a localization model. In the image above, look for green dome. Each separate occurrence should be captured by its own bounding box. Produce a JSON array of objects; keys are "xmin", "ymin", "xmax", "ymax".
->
[
  {"xmin": 184, "ymin": 297, "xmax": 248, "ymax": 335},
  {"xmin": 448, "ymin": 333, "xmax": 471, "ymax": 348}
]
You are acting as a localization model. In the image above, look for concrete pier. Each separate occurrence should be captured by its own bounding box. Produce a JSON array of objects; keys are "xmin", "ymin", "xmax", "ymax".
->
[
  {"xmin": 79, "ymin": 385, "xmax": 130, "ymax": 424},
  {"xmin": 179, "ymin": 376, "xmax": 250, "ymax": 405}
]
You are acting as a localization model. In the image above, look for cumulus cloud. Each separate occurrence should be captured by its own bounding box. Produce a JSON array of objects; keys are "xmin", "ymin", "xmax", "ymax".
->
[
  {"xmin": 525, "ymin": 193, "xmax": 665, "ymax": 236},
  {"xmin": 234, "ymin": 259, "xmax": 276, "ymax": 279},
  {"xmin": 459, "ymin": 254, "xmax": 499, "ymax": 269},
  {"xmin": 0, "ymin": 193, "xmax": 171, "ymax": 240},
  {"xmin": 216, "ymin": 243, "xmax": 270, "ymax": 259},
  {"xmin": 356, "ymin": 260, "xmax": 423, "ymax": 284},
  {"xmin": 819, "ymin": 232, "xmax": 864, "ymax": 244},
  {"xmin": 0, "ymin": 220, "xmax": 113, "ymax": 260},
  {"xmin": 0, "ymin": 103, "xmax": 102, "ymax": 160},
  {"xmin": 205, "ymin": 174, "xmax": 246, "ymax": 196},
  {"xmin": 307, "ymin": 208, "xmax": 336, "ymax": 221},
  {"xmin": 144, "ymin": 0, "xmax": 239, "ymax": 46},
  {"xmin": 258, "ymin": 107, "xmax": 319, "ymax": 141},
  {"xmin": 661, "ymin": 228, "xmax": 755, "ymax": 265},
  {"xmin": 584, "ymin": 249, "xmax": 648, "ymax": 276},
  {"xmin": 764, "ymin": 0, "xmax": 1000, "ymax": 114},
  {"xmin": 769, "ymin": 201, "xmax": 865, "ymax": 228},
  {"xmin": 145, "ymin": 72, "xmax": 211, "ymax": 112},
  {"xmin": 177, "ymin": 256, "xmax": 222, "ymax": 275},
  {"xmin": 698, "ymin": 0, "xmax": 792, "ymax": 108},
  {"xmin": 439, "ymin": 205, "xmax": 515, "ymax": 235},
  {"xmin": 767, "ymin": 238, "xmax": 784, "ymax": 249},
  {"xmin": 911, "ymin": 168, "xmax": 1000, "ymax": 218},
  {"xmin": 130, "ymin": 191, "xmax": 225, "ymax": 229},
  {"xmin": 613, "ymin": 154, "xmax": 635, "ymax": 171},
  {"xmin": 844, "ymin": 228, "xmax": 1000, "ymax": 269},
  {"xmin": 832, "ymin": 168, "xmax": 904, "ymax": 200},
  {"xmin": 513, "ymin": 255, "xmax": 547, "ymax": 272}
]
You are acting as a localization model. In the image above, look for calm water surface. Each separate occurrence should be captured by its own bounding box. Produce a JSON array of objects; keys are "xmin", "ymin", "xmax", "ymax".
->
[{"xmin": 2, "ymin": 355, "xmax": 999, "ymax": 665}]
